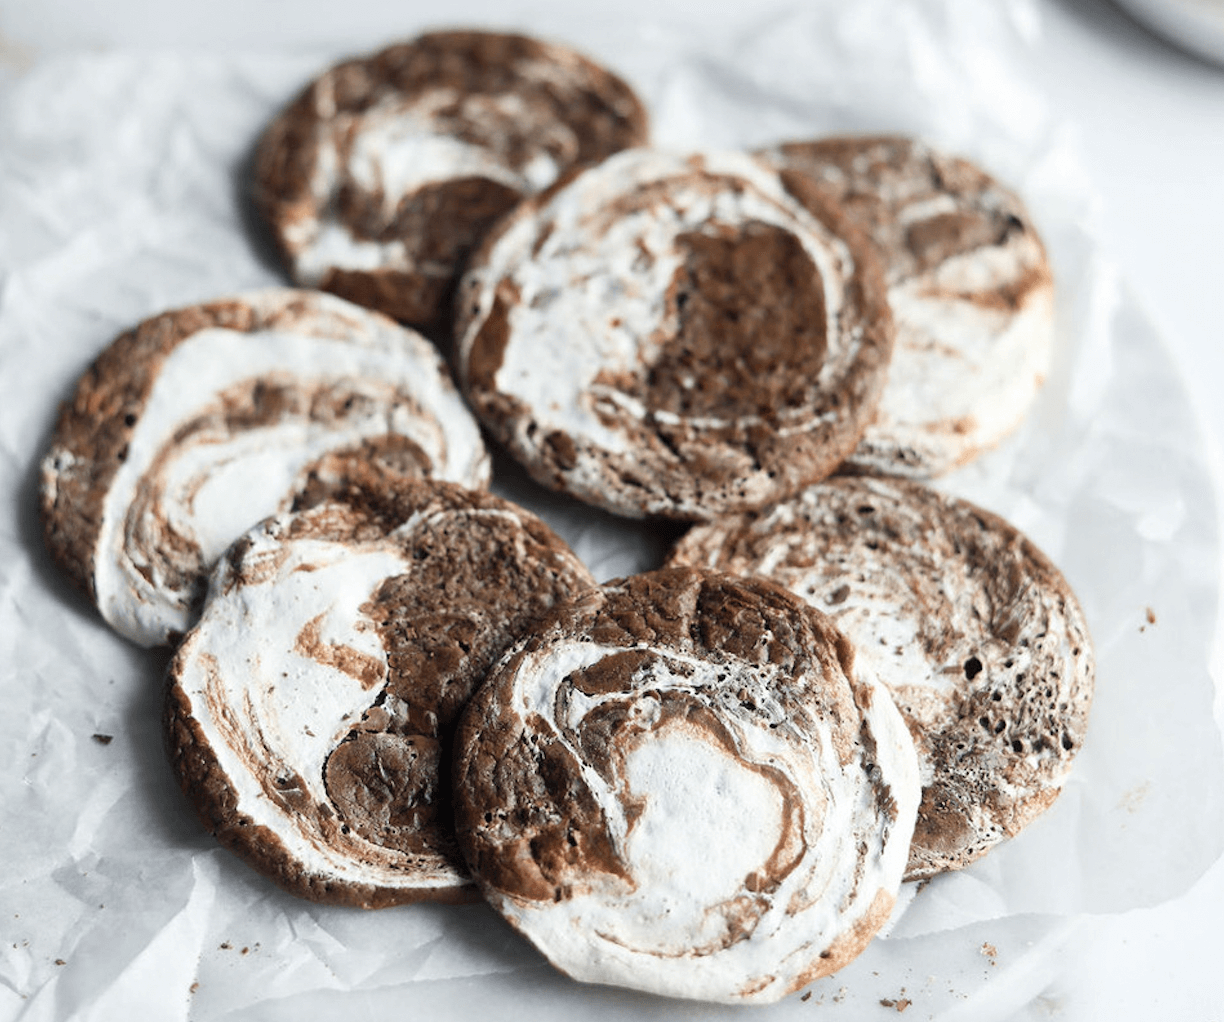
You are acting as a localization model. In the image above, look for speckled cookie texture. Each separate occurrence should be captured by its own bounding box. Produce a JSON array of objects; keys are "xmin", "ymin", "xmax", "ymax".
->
[
  {"xmin": 667, "ymin": 476, "xmax": 1094, "ymax": 880},
  {"xmin": 39, "ymin": 288, "xmax": 489, "ymax": 648},
  {"xmin": 759, "ymin": 135, "xmax": 1055, "ymax": 477},
  {"xmin": 253, "ymin": 30, "xmax": 649, "ymax": 333},
  {"xmin": 163, "ymin": 478, "xmax": 596, "ymax": 908},
  {"xmin": 455, "ymin": 148, "xmax": 895, "ymax": 521},
  {"xmin": 452, "ymin": 566, "xmax": 920, "ymax": 1004}
]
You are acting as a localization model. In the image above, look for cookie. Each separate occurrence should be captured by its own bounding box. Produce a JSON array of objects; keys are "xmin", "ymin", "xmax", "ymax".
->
[
  {"xmin": 455, "ymin": 148, "xmax": 894, "ymax": 521},
  {"xmin": 163, "ymin": 478, "xmax": 595, "ymax": 908},
  {"xmin": 40, "ymin": 288, "xmax": 489, "ymax": 648},
  {"xmin": 452, "ymin": 567, "xmax": 919, "ymax": 1004},
  {"xmin": 668, "ymin": 476, "xmax": 1094, "ymax": 879},
  {"xmin": 760, "ymin": 135, "xmax": 1055, "ymax": 477},
  {"xmin": 253, "ymin": 30, "xmax": 649, "ymax": 333}
]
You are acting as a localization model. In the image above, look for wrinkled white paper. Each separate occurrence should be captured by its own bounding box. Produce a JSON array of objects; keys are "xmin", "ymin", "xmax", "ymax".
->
[{"xmin": 1, "ymin": 2, "xmax": 1221, "ymax": 1019}]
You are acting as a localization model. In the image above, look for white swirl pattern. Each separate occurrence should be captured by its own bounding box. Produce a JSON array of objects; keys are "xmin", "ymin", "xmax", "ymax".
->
[
  {"xmin": 73, "ymin": 289, "xmax": 488, "ymax": 646},
  {"xmin": 456, "ymin": 149, "xmax": 894, "ymax": 519},
  {"xmin": 454, "ymin": 570, "xmax": 920, "ymax": 1004}
]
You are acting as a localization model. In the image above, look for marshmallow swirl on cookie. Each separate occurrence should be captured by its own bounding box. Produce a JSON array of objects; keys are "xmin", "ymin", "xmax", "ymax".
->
[
  {"xmin": 253, "ymin": 30, "xmax": 649, "ymax": 330},
  {"xmin": 40, "ymin": 289, "xmax": 489, "ymax": 647},
  {"xmin": 760, "ymin": 135, "xmax": 1055, "ymax": 477},
  {"xmin": 456, "ymin": 148, "xmax": 894, "ymax": 520},
  {"xmin": 668, "ymin": 477, "xmax": 1094, "ymax": 879},
  {"xmin": 452, "ymin": 567, "xmax": 919, "ymax": 1004},
  {"xmin": 163, "ymin": 480, "xmax": 595, "ymax": 907}
]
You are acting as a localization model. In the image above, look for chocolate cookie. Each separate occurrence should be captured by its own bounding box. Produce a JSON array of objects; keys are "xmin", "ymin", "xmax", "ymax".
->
[
  {"xmin": 668, "ymin": 477, "xmax": 1094, "ymax": 879},
  {"xmin": 163, "ymin": 479, "xmax": 595, "ymax": 908},
  {"xmin": 760, "ymin": 135, "xmax": 1054, "ymax": 477},
  {"xmin": 40, "ymin": 288, "xmax": 489, "ymax": 647},
  {"xmin": 455, "ymin": 149, "xmax": 894, "ymax": 521},
  {"xmin": 253, "ymin": 30, "xmax": 649, "ymax": 333},
  {"xmin": 452, "ymin": 567, "xmax": 919, "ymax": 1004}
]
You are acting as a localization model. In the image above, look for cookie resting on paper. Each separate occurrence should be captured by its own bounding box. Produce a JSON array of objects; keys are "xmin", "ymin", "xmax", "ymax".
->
[
  {"xmin": 760, "ymin": 135, "xmax": 1054, "ymax": 477},
  {"xmin": 455, "ymin": 148, "xmax": 894, "ymax": 521},
  {"xmin": 452, "ymin": 567, "xmax": 920, "ymax": 1004},
  {"xmin": 39, "ymin": 288, "xmax": 488, "ymax": 647},
  {"xmin": 163, "ymin": 479, "xmax": 595, "ymax": 908},
  {"xmin": 253, "ymin": 30, "xmax": 649, "ymax": 332},
  {"xmin": 668, "ymin": 476, "xmax": 1094, "ymax": 879}
]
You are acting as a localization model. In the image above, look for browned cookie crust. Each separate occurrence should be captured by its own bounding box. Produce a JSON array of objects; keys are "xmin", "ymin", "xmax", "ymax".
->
[
  {"xmin": 164, "ymin": 478, "xmax": 595, "ymax": 907},
  {"xmin": 761, "ymin": 135, "xmax": 1054, "ymax": 477},
  {"xmin": 451, "ymin": 566, "xmax": 920, "ymax": 1003},
  {"xmin": 668, "ymin": 477, "xmax": 1094, "ymax": 880},
  {"xmin": 253, "ymin": 30, "xmax": 649, "ymax": 332},
  {"xmin": 455, "ymin": 149, "xmax": 894, "ymax": 521}
]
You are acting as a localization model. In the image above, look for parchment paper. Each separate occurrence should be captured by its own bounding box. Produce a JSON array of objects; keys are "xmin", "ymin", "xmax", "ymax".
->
[{"xmin": 2, "ymin": 2, "xmax": 1222, "ymax": 1019}]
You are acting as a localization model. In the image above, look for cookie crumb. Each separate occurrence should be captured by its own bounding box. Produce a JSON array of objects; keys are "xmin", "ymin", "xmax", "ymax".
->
[
  {"xmin": 220, "ymin": 942, "xmax": 232, "ymax": 950},
  {"xmin": 190, "ymin": 982, "xmax": 199, "ymax": 995},
  {"xmin": 801, "ymin": 991, "xmax": 812, "ymax": 1001},
  {"xmin": 880, "ymin": 997, "xmax": 912, "ymax": 1012},
  {"xmin": 54, "ymin": 959, "xmax": 66, "ymax": 966},
  {"xmin": 91, "ymin": 733, "xmax": 114, "ymax": 745},
  {"xmin": 1118, "ymin": 781, "xmax": 1151, "ymax": 814},
  {"xmin": 981, "ymin": 941, "xmax": 998, "ymax": 963}
]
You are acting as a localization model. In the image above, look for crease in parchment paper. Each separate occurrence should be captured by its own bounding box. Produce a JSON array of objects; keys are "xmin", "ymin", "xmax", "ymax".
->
[{"xmin": 1, "ymin": 1, "xmax": 1221, "ymax": 1018}]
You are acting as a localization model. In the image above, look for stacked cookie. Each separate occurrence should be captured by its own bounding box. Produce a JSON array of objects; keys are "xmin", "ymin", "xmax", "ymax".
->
[{"xmin": 39, "ymin": 28, "xmax": 1092, "ymax": 1008}]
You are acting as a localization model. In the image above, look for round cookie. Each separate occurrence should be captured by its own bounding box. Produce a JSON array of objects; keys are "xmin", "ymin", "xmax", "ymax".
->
[
  {"xmin": 452, "ymin": 567, "xmax": 920, "ymax": 1004},
  {"xmin": 455, "ymin": 148, "xmax": 894, "ymax": 521},
  {"xmin": 759, "ymin": 135, "xmax": 1055, "ymax": 477},
  {"xmin": 667, "ymin": 476, "xmax": 1094, "ymax": 880},
  {"xmin": 40, "ymin": 288, "xmax": 489, "ymax": 648},
  {"xmin": 163, "ymin": 478, "xmax": 596, "ymax": 908},
  {"xmin": 253, "ymin": 30, "xmax": 649, "ymax": 333}
]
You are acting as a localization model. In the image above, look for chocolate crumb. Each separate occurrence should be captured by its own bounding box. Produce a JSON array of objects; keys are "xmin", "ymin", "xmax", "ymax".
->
[{"xmin": 91, "ymin": 733, "xmax": 114, "ymax": 745}]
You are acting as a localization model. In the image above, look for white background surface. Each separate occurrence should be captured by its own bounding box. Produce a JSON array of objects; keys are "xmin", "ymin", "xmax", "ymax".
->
[{"xmin": 1, "ymin": 0, "xmax": 1222, "ymax": 1018}]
